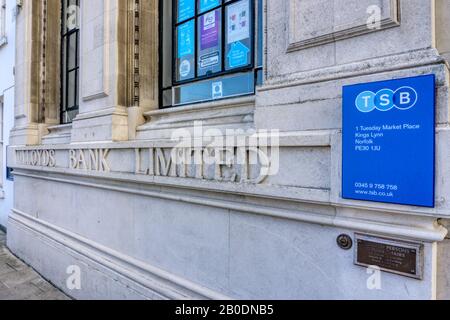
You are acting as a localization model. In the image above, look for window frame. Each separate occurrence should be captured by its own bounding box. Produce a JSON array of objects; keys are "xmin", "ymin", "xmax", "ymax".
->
[
  {"xmin": 160, "ymin": 0, "xmax": 262, "ymax": 108},
  {"xmin": 60, "ymin": 0, "xmax": 80, "ymax": 124},
  {"xmin": 0, "ymin": 0, "xmax": 6, "ymax": 42},
  {"xmin": 171, "ymin": 0, "xmax": 256, "ymax": 86}
]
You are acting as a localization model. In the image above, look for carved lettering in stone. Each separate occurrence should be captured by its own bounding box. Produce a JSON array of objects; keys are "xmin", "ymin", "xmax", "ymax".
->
[
  {"xmin": 16, "ymin": 150, "xmax": 56, "ymax": 168},
  {"xmin": 135, "ymin": 147, "xmax": 271, "ymax": 184},
  {"xmin": 14, "ymin": 145, "xmax": 273, "ymax": 185},
  {"xmin": 69, "ymin": 149, "xmax": 110, "ymax": 172}
]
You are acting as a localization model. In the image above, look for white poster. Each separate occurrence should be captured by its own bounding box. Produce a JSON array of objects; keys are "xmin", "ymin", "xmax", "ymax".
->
[{"xmin": 227, "ymin": 0, "xmax": 250, "ymax": 44}]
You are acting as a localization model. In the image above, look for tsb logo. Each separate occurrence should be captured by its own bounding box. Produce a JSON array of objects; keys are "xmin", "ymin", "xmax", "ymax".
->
[{"xmin": 355, "ymin": 87, "xmax": 418, "ymax": 113}]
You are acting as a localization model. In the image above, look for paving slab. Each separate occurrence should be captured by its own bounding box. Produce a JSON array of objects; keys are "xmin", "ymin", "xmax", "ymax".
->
[{"xmin": 0, "ymin": 230, "xmax": 70, "ymax": 300}]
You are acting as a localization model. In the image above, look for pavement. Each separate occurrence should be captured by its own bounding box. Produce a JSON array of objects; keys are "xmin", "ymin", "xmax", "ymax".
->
[{"xmin": 0, "ymin": 230, "xmax": 70, "ymax": 300}]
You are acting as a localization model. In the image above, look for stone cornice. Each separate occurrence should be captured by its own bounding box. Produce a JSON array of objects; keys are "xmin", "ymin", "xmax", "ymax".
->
[{"xmin": 260, "ymin": 49, "xmax": 446, "ymax": 91}]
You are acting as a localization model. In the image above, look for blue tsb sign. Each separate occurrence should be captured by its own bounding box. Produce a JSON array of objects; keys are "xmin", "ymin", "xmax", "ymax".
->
[{"xmin": 342, "ymin": 75, "xmax": 435, "ymax": 207}]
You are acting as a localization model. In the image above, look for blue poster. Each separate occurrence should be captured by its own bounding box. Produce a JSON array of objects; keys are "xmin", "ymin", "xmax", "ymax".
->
[
  {"xmin": 342, "ymin": 74, "xmax": 435, "ymax": 207},
  {"xmin": 178, "ymin": 0, "xmax": 195, "ymax": 22},
  {"xmin": 227, "ymin": 41, "xmax": 249, "ymax": 68},
  {"xmin": 199, "ymin": 0, "xmax": 221, "ymax": 13},
  {"xmin": 177, "ymin": 20, "xmax": 195, "ymax": 58}
]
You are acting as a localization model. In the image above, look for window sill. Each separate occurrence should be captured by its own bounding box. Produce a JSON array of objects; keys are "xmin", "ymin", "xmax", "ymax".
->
[
  {"xmin": 47, "ymin": 123, "xmax": 73, "ymax": 130},
  {"xmin": 149, "ymin": 95, "xmax": 256, "ymax": 118},
  {"xmin": 136, "ymin": 96, "xmax": 256, "ymax": 140},
  {"xmin": 41, "ymin": 123, "xmax": 73, "ymax": 145}
]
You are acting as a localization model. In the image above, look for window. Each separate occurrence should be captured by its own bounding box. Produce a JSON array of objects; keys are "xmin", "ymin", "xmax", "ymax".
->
[
  {"xmin": 60, "ymin": 0, "xmax": 80, "ymax": 124},
  {"xmin": 160, "ymin": 0, "xmax": 263, "ymax": 107},
  {"xmin": 0, "ymin": 0, "xmax": 6, "ymax": 43},
  {"xmin": 6, "ymin": 167, "xmax": 13, "ymax": 182}
]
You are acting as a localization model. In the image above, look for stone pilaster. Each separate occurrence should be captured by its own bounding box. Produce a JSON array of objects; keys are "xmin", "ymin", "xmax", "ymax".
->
[
  {"xmin": 71, "ymin": 0, "xmax": 159, "ymax": 143},
  {"xmin": 10, "ymin": 1, "xmax": 43, "ymax": 146},
  {"xmin": 10, "ymin": 0, "xmax": 62, "ymax": 146},
  {"xmin": 126, "ymin": 0, "xmax": 159, "ymax": 140},
  {"xmin": 69, "ymin": 0, "xmax": 128, "ymax": 142}
]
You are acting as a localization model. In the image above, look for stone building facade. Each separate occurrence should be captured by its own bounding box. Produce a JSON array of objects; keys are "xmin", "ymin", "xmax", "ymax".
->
[
  {"xmin": 5, "ymin": 0, "xmax": 450, "ymax": 299},
  {"xmin": 0, "ymin": 0, "xmax": 16, "ymax": 231}
]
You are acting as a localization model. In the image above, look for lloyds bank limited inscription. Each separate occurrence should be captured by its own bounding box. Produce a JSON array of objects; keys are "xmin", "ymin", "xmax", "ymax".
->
[{"xmin": 15, "ymin": 145, "xmax": 276, "ymax": 185}]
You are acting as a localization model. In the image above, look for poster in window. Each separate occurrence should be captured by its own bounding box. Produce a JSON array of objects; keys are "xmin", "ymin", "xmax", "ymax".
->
[
  {"xmin": 178, "ymin": 20, "xmax": 195, "ymax": 58},
  {"xmin": 199, "ymin": 0, "xmax": 221, "ymax": 13},
  {"xmin": 177, "ymin": 20, "xmax": 195, "ymax": 81},
  {"xmin": 198, "ymin": 9, "xmax": 222, "ymax": 76},
  {"xmin": 226, "ymin": 0, "xmax": 250, "ymax": 44},
  {"xmin": 200, "ymin": 10, "xmax": 220, "ymax": 50},
  {"xmin": 227, "ymin": 41, "xmax": 250, "ymax": 68},
  {"xmin": 178, "ymin": 0, "xmax": 195, "ymax": 22},
  {"xmin": 225, "ymin": 0, "xmax": 251, "ymax": 70}
]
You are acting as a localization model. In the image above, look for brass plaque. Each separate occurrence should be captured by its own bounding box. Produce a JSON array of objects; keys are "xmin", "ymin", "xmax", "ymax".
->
[{"xmin": 354, "ymin": 234, "xmax": 423, "ymax": 279}]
